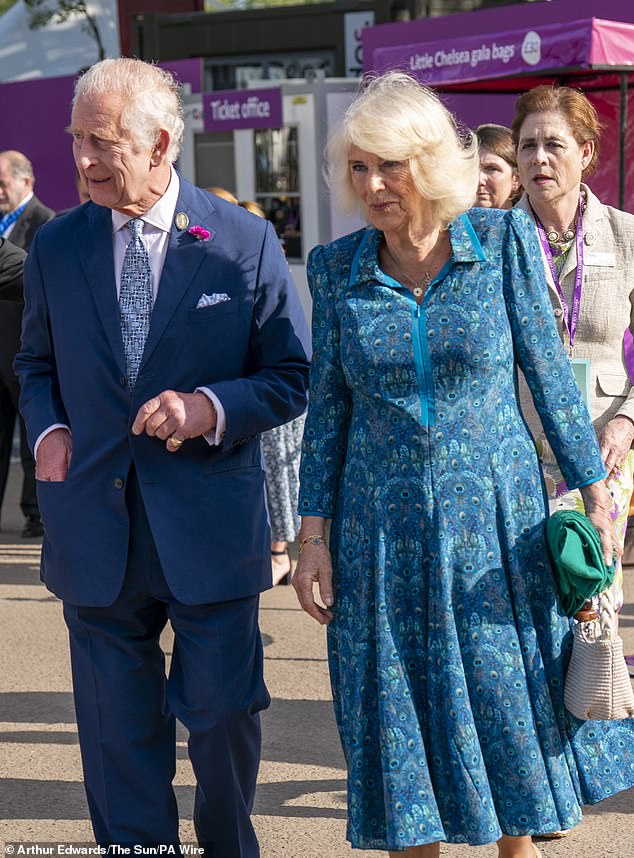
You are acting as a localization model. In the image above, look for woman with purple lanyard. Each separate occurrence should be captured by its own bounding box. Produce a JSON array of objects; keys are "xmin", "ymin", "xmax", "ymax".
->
[
  {"xmin": 513, "ymin": 86, "xmax": 634, "ymax": 623},
  {"xmin": 512, "ymin": 82, "xmax": 634, "ymax": 827}
]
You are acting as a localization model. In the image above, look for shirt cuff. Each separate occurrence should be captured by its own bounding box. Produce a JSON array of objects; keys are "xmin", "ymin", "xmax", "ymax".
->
[
  {"xmin": 195, "ymin": 387, "xmax": 226, "ymax": 446},
  {"xmin": 34, "ymin": 424, "xmax": 71, "ymax": 458}
]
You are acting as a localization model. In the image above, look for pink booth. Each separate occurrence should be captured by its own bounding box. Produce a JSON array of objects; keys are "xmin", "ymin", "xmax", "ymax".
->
[{"xmin": 364, "ymin": 0, "xmax": 634, "ymax": 212}]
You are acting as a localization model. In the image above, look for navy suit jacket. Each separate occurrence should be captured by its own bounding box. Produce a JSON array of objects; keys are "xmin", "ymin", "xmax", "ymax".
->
[{"xmin": 16, "ymin": 177, "xmax": 311, "ymax": 607}]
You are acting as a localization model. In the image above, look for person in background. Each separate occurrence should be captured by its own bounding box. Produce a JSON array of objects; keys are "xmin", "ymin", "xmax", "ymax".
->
[
  {"xmin": 292, "ymin": 71, "xmax": 632, "ymax": 858},
  {"xmin": 0, "ymin": 150, "xmax": 54, "ymax": 538},
  {"xmin": 16, "ymin": 57, "xmax": 310, "ymax": 853},
  {"xmin": 239, "ymin": 198, "xmax": 307, "ymax": 584},
  {"xmin": 0, "ymin": 236, "xmax": 26, "ymax": 302},
  {"xmin": 207, "ymin": 185, "xmax": 238, "ymax": 205},
  {"xmin": 475, "ymin": 124, "xmax": 521, "ymax": 210},
  {"xmin": 512, "ymin": 85, "xmax": 634, "ymax": 617}
]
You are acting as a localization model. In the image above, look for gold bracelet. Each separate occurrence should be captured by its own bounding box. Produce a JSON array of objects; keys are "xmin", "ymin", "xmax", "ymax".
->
[{"xmin": 298, "ymin": 534, "xmax": 327, "ymax": 553}]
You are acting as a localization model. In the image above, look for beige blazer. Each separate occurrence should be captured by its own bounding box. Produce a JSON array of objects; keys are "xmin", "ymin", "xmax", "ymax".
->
[{"xmin": 516, "ymin": 185, "xmax": 634, "ymax": 441}]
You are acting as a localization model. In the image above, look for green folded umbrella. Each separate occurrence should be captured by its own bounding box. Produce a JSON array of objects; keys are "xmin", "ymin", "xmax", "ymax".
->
[{"xmin": 545, "ymin": 509, "xmax": 615, "ymax": 617}]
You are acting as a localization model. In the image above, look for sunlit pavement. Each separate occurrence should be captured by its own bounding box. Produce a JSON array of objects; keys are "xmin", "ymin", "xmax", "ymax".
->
[{"xmin": 1, "ymin": 463, "xmax": 633, "ymax": 857}]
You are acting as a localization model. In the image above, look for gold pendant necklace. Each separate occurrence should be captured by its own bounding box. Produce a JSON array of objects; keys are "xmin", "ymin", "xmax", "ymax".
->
[{"xmin": 384, "ymin": 245, "xmax": 432, "ymax": 299}]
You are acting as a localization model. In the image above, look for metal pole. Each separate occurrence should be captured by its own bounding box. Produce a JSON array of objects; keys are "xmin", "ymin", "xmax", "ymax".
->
[{"xmin": 619, "ymin": 72, "xmax": 628, "ymax": 211}]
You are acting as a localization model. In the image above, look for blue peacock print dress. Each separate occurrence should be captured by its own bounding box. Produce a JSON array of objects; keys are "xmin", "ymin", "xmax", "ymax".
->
[{"xmin": 298, "ymin": 207, "xmax": 634, "ymax": 850}]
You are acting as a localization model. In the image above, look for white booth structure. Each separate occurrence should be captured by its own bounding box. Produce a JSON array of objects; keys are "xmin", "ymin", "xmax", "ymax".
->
[{"xmin": 179, "ymin": 75, "xmax": 364, "ymax": 318}]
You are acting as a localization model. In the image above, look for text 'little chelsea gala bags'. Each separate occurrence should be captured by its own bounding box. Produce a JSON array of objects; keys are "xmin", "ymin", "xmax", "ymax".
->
[{"xmin": 546, "ymin": 509, "xmax": 634, "ymax": 721}]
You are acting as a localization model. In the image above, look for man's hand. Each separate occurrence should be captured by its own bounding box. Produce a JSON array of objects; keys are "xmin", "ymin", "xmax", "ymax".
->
[
  {"xmin": 131, "ymin": 390, "xmax": 217, "ymax": 452},
  {"xmin": 36, "ymin": 427, "xmax": 72, "ymax": 482}
]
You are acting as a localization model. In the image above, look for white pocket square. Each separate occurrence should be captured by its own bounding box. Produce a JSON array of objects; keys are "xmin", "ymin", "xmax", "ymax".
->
[{"xmin": 196, "ymin": 292, "xmax": 231, "ymax": 308}]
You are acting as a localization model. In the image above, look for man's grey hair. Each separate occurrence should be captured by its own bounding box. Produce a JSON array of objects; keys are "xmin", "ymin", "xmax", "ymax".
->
[
  {"xmin": 0, "ymin": 150, "xmax": 35, "ymax": 185},
  {"xmin": 73, "ymin": 58, "xmax": 184, "ymax": 162}
]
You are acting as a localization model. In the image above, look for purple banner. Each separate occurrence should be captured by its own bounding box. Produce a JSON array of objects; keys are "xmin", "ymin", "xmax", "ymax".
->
[
  {"xmin": 203, "ymin": 88, "xmax": 283, "ymax": 132},
  {"xmin": 372, "ymin": 19, "xmax": 594, "ymax": 86}
]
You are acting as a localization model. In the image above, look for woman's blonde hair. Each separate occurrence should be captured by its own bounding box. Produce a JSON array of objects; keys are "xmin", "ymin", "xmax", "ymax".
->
[{"xmin": 326, "ymin": 72, "xmax": 479, "ymax": 228}]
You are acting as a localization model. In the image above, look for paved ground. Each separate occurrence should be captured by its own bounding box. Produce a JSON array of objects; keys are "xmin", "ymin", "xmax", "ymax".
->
[{"xmin": 1, "ymin": 462, "xmax": 633, "ymax": 857}]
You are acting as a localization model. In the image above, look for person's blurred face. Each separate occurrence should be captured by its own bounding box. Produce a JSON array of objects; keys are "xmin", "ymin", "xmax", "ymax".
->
[
  {"xmin": 348, "ymin": 144, "xmax": 430, "ymax": 233},
  {"xmin": 0, "ymin": 158, "xmax": 31, "ymax": 213},
  {"xmin": 70, "ymin": 91, "xmax": 169, "ymax": 216},
  {"xmin": 516, "ymin": 110, "xmax": 593, "ymax": 209},
  {"xmin": 476, "ymin": 147, "xmax": 519, "ymax": 209}
]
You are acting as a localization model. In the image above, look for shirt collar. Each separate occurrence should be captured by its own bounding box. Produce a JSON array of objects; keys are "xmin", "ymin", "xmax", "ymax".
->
[
  {"xmin": 15, "ymin": 192, "xmax": 33, "ymax": 211},
  {"xmin": 111, "ymin": 167, "xmax": 180, "ymax": 234}
]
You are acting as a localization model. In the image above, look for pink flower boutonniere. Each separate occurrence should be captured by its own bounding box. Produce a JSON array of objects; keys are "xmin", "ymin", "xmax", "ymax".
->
[{"xmin": 188, "ymin": 225, "xmax": 211, "ymax": 241}]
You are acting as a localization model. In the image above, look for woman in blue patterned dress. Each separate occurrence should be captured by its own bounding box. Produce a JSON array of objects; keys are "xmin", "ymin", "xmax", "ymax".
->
[{"xmin": 292, "ymin": 73, "xmax": 633, "ymax": 858}]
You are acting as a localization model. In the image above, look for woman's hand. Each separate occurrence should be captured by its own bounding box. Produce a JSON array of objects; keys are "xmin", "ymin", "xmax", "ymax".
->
[
  {"xmin": 598, "ymin": 415, "xmax": 634, "ymax": 477},
  {"xmin": 292, "ymin": 524, "xmax": 334, "ymax": 625},
  {"xmin": 579, "ymin": 480, "xmax": 621, "ymax": 568}
]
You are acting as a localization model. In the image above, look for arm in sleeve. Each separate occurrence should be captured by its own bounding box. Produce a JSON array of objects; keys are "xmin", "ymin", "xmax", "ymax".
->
[
  {"xmin": 13, "ymin": 233, "xmax": 70, "ymax": 453},
  {"xmin": 502, "ymin": 208, "xmax": 607, "ymax": 489},
  {"xmin": 298, "ymin": 244, "xmax": 353, "ymax": 518},
  {"xmin": 0, "ymin": 237, "xmax": 26, "ymax": 302},
  {"xmin": 615, "ymin": 281, "xmax": 634, "ymax": 424},
  {"xmin": 204, "ymin": 221, "xmax": 311, "ymax": 445}
]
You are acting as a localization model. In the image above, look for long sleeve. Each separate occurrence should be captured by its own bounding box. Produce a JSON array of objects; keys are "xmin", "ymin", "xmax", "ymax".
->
[
  {"xmin": 0, "ymin": 237, "xmax": 26, "ymax": 302},
  {"xmin": 502, "ymin": 209, "xmax": 607, "ymax": 489},
  {"xmin": 14, "ymin": 233, "xmax": 69, "ymax": 452},
  {"xmin": 205, "ymin": 220, "xmax": 311, "ymax": 443},
  {"xmin": 298, "ymin": 244, "xmax": 352, "ymax": 517}
]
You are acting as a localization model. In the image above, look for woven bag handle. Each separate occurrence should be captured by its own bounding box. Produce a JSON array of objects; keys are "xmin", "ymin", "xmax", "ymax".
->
[{"xmin": 598, "ymin": 587, "xmax": 617, "ymax": 639}]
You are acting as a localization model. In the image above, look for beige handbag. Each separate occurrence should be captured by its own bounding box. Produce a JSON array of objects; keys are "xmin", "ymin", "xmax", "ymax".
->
[{"xmin": 564, "ymin": 587, "xmax": 634, "ymax": 721}]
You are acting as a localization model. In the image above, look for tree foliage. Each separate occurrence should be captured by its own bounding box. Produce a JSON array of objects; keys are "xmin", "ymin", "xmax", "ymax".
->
[{"xmin": 24, "ymin": 0, "xmax": 105, "ymax": 60}]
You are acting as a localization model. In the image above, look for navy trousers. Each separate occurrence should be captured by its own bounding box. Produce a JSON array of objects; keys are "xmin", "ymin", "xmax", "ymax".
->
[{"xmin": 63, "ymin": 470, "xmax": 270, "ymax": 854}]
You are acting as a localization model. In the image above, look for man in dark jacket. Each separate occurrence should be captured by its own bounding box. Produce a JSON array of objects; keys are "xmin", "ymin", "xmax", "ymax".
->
[
  {"xmin": 0, "ymin": 237, "xmax": 25, "ymax": 302},
  {"xmin": 0, "ymin": 150, "xmax": 54, "ymax": 537}
]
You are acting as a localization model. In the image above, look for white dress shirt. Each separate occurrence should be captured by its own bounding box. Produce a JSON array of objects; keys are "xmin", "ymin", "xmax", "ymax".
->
[{"xmin": 35, "ymin": 169, "xmax": 225, "ymax": 456}]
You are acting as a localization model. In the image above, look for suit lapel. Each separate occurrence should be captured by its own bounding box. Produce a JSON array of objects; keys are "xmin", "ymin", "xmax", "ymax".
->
[
  {"xmin": 76, "ymin": 204, "xmax": 127, "ymax": 374},
  {"xmin": 139, "ymin": 183, "xmax": 217, "ymax": 371},
  {"xmin": 8, "ymin": 200, "xmax": 33, "ymax": 249}
]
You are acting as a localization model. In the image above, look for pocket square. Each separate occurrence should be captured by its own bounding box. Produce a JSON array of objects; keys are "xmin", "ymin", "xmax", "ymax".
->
[{"xmin": 196, "ymin": 292, "xmax": 231, "ymax": 309}]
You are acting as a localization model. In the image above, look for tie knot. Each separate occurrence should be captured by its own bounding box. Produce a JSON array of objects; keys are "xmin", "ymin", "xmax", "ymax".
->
[{"xmin": 126, "ymin": 218, "xmax": 144, "ymax": 240}]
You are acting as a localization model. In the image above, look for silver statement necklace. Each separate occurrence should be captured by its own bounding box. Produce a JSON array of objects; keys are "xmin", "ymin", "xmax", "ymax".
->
[{"xmin": 384, "ymin": 245, "xmax": 431, "ymax": 300}]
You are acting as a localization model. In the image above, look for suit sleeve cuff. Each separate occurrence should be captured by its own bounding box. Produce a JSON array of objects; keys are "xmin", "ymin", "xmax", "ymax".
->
[
  {"xmin": 195, "ymin": 387, "xmax": 226, "ymax": 446},
  {"xmin": 34, "ymin": 424, "xmax": 71, "ymax": 458}
]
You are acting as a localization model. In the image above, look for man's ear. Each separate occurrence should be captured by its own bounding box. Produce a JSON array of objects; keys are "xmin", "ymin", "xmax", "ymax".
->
[{"xmin": 151, "ymin": 129, "xmax": 170, "ymax": 166}]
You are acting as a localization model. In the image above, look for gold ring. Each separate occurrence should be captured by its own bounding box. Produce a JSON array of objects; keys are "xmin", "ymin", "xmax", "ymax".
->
[{"xmin": 168, "ymin": 437, "xmax": 183, "ymax": 449}]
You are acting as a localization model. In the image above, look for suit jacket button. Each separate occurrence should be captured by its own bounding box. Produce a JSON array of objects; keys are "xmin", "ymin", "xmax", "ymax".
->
[
  {"xmin": 113, "ymin": 478, "xmax": 124, "ymax": 490},
  {"xmin": 119, "ymin": 375, "xmax": 127, "ymax": 386}
]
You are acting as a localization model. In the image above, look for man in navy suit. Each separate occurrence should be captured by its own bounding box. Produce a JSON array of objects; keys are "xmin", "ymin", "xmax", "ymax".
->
[
  {"xmin": 0, "ymin": 150, "xmax": 54, "ymax": 538},
  {"xmin": 16, "ymin": 58, "xmax": 310, "ymax": 853}
]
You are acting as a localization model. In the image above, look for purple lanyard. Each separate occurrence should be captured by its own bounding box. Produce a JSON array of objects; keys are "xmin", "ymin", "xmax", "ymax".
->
[
  {"xmin": 624, "ymin": 327, "xmax": 634, "ymax": 385},
  {"xmin": 531, "ymin": 194, "xmax": 584, "ymax": 354}
]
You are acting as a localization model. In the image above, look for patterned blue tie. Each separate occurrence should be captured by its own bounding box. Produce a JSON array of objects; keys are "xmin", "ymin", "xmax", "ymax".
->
[{"xmin": 119, "ymin": 218, "xmax": 152, "ymax": 390}]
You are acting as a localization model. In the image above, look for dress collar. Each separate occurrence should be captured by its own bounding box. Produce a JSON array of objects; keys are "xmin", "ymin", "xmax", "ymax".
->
[{"xmin": 353, "ymin": 212, "xmax": 486, "ymax": 287}]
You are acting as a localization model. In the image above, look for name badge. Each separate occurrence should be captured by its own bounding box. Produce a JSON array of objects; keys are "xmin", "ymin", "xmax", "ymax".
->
[
  {"xmin": 584, "ymin": 252, "xmax": 616, "ymax": 267},
  {"xmin": 570, "ymin": 358, "xmax": 591, "ymax": 408}
]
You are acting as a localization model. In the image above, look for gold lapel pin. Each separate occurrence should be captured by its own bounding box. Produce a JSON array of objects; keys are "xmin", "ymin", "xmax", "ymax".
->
[{"xmin": 175, "ymin": 212, "xmax": 190, "ymax": 231}]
